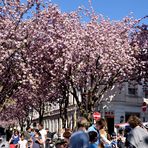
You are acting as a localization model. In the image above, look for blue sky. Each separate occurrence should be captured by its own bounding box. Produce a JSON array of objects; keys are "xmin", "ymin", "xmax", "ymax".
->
[{"xmin": 51, "ymin": 0, "xmax": 148, "ymax": 23}]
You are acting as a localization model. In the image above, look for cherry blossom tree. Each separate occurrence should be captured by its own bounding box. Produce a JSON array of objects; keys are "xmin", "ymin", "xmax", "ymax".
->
[
  {"xmin": 0, "ymin": 0, "xmax": 144, "ymax": 123},
  {"xmin": 0, "ymin": 0, "xmax": 80, "ymax": 124},
  {"xmin": 131, "ymin": 17, "xmax": 148, "ymax": 80},
  {"xmin": 0, "ymin": 0, "xmax": 52, "ymax": 123},
  {"xmin": 0, "ymin": 98, "xmax": 31, "ymax": 131},
  {"xmin": 0, "ymin": 0, "xmax": 37, "ymax": 107},
  {"xmin": 53, "ymin": 14, "xmax": 140, "ymax": 119},
  {"xmin": 130, "ymin": 16, "xmax": 148, "ymax": 97}
]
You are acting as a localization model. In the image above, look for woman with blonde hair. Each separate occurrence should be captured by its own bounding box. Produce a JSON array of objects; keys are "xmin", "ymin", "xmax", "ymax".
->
[{"xmin": 126, "ymin": 115, "xmax": 148, "ymax": 148}]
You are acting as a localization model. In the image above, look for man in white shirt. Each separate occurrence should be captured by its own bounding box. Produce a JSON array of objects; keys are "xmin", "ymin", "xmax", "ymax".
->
[{"xmin": 38, "ymin": 123, "xmax": 47, "ymax": 148}]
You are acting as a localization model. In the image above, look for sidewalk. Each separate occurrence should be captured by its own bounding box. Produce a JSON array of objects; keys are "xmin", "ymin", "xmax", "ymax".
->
[
  {"xmin": 0, "ymin": 137, "xmax": 9, "ymax": 148},
  {"xmin": 0, "ymin": 141, "xmax": 9, "ymax": 148}
]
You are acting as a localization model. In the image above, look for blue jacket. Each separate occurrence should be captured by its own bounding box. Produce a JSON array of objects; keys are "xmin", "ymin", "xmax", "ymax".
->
[{"xmin": 88, "ymin": 125, "xmax": 100, "ymax": 146}]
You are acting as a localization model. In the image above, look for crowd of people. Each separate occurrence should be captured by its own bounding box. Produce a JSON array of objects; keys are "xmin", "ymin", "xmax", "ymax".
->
[{"xmin": 3, "ymin": 115, "xmax": 148, "ymax": 148}]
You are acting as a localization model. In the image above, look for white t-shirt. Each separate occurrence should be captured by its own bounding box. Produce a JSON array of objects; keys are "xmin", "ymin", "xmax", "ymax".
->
[
  {"xmin": 18, "ymin": 139, "xmax": 27, "ymax": 148},
  {"xmin": 39, "ymin": 129, "xmax": 47, "ymax": 143}
]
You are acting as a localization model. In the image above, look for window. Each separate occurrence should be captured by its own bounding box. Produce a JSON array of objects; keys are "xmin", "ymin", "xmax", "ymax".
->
[
  {"xmin": 128, "ymin": 82, "xmax": 138, "ymax": 95},
  {"xmin": 128, "ymin": 88, "xmax": 137, "ymax": 95},
  {"xmin": 143, "ymin": 83, "xmax": 148, "ymax": 98},
  {"xmin": 144, "ymin": 90, "xmax": 148, "ymax": 98}
]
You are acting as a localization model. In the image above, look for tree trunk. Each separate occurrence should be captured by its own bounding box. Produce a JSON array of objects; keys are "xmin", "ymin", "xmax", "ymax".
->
[
  {"xmin": 78, "ymin": 97, "xmax": 95, "ymax": 125},
  {"xmin": 19, "ymin": 121, "xmax": 24, "ymax": 132},
  {"xmin": 20, "ymin": 125, "xmax": 23, "ymax": 132},
  {"xmin": 39, "ymin": 113, "xmax": 44, "ymax": 124},
  {"xmin": 38, "ymin": 102, "xmax": 45, "ymax": 124},
  {"xmin": 59, "ymin": 95, "xmax": 69, "ymax": 129},
  {"xmin": 18, "ymin": 118, "xmax": 24, "ymax": 131},
  {"xmin": 26, "ymin": 118, "xmax": 31, "ymax": 127},
  {"xmin": 79, "ymin": 107, "xmax": 93, "ymax": 124},
  {"xmin": 59, "ymin": 104, "xmax": 68, "ymax": 129},
  {"xmin": 62, "ymin": 117, "xmax": 67, "ymax": 129}
]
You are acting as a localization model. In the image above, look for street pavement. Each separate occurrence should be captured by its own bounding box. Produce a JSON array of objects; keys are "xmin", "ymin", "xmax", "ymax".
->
[{"xmin": 0, "ymin": 136, "xmax": 9, "ymax": 148}]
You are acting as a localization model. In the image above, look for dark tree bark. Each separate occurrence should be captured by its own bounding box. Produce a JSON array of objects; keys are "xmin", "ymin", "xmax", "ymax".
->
[{"xmin": 59, "ymin": 81, "xmax": 70, "ymax": 129}]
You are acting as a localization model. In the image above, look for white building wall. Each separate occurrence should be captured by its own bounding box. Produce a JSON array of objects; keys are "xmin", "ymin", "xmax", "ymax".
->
[
  {"xmin": 49, "ymin": 120, "xmax": 51, "ymax": 132},
  {"xmin": 46, "ymin": 119, "xmax": 49, "ymax": 129},
  {"xmin": 100, "ymin": 82, "xmax": 147, "ymax": 124},
  {"xmin": 59, "ymin": 118, "xmax": 62, "ymax": 130},
  {"xmin": 114, "ymin": 104, "xmax": 141, "ymax": 123},
  {"xmin": 31, "ymin": 82, "xmax": 148, "ymax": 132},
  {"xmin": 55, "ymin": 119, "xmax": 58, "ymax": 132}
]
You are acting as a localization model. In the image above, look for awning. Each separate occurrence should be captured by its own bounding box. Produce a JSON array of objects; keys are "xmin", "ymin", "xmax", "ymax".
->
[
  {"xmin": 115, "ymin": 122, "xmax": 148, "ymax": 128},
  {"xmin": 144, "ymin": 98, "xmax": 148, "ymax": 104},
  {"xmin": 114, "ymin": 123, "xmax": 129, "ymax": 128}
]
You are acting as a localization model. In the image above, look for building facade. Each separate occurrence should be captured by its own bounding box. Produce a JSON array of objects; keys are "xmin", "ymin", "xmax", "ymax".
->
[{"xmin": 31, "ymin": 82, "xmax": 148, "ymax": 134}]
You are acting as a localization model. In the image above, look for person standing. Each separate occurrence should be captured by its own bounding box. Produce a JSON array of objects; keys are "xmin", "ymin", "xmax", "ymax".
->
[
  {"xmin": 38, "ymin": 123, "xmax": 47, "ymax": 148},
  {"xmin": 24, "ymin": 127, "xmax": 34, "ymax": 148},
  {"xmin": 27, "ymin": 127, "xmax": 35, "ymax": 138},
  {"xmin": 88, "ymin": 131, "xmax": 98, "ymax": 148},
  {"xmin": 97, "ymin": 118, "xmax": 111, "ymax": 148},
  {"xmin": 9, "ymin": 130, "xmax": 20, "ymax": 148},
  {"xmin": 88, "ymin": 120, "xmax": 101, "ymax": 147},
  {"xmin": 45, "ymin": 128, "xmax": 53, "ymax": 148},
  {"xmin": 31, "ymin": 129, "xmax": 43, "ymax": 148},
  {"xmin": 69, "ymin": 117, "xmax": 89, "ymax": 148},
  {"xmin": 63, "ymin": 129, "xmax": 72, "ymax": 148},
  {"xmin": 18, "ymin": 133, "xmax": 28, "ymax": 148},
  {"xmin": 127, "ymin": 115, "xmax": 148, "ymax": 148},
  {"xmin": 117, "ymin": 128, "xmax": 125, "ymax": 148}
]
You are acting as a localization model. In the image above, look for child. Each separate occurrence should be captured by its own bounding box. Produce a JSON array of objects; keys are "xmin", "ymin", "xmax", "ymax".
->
[
  {"xmin": 9, "ymin": 130, "xmax": 20, "ymax": 148},
  {"xmin": 18, "ymin": 133, "xmax": 28, "ymax": 148},
  {"xmin": 88, "ymin": 131, "xmax": 98, "ymax": 148}
]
